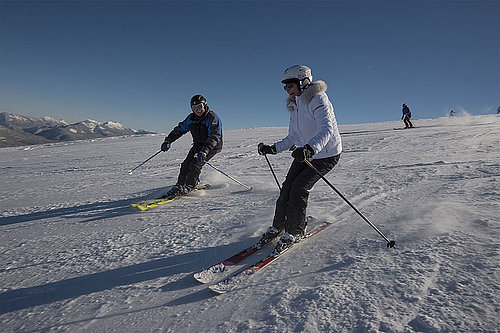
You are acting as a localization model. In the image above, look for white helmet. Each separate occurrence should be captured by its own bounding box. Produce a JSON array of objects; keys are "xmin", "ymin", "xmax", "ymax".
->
[{"xmin": 281, "ymin": 65, "xmax": 313, "ymax": 84}]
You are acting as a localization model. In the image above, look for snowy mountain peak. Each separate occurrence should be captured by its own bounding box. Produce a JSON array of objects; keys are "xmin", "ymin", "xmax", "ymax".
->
[
  {"xmin": 41, "ymin": 116, "xmax": 68, "ymax": 126},
  {"xmin": 79, "ymin": 119, "xmax": 100, "ymax": 130},
  {"xmin": 103, "ymin": 121, "xmax": 127, "ymax": 130},
  {"xmin": 0, "ymin": 112, "xmax": 155, "ymax": 147}
]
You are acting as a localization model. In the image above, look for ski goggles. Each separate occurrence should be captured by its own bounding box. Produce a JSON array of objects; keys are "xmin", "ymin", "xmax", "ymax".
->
[
  {"xmin": 283, "ymin": 79, "xmax": 301, "ymax": 91},
  {"xmin": 191, "ymin": 103, "xmax": 204, "ymax": 112}
]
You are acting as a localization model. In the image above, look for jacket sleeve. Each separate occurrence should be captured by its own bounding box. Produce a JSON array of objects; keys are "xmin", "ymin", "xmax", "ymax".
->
[
  {"xmin": 275, "ymin": 123, "xmax": 296, "ymax": 153},
  {"xmin": 274, "ymin": 99, "xmax": 299, "ymax": 152},
  {"xmin": 201, "ymin": 114, "xmax": 223, "ymax": 155},
  {"xmin": 307, "ymin": 94, "xmax": 334, "ymax": 155},
  {"xmin": 165, "ymin": 115, "xmax": 190, "ymax": 143}
]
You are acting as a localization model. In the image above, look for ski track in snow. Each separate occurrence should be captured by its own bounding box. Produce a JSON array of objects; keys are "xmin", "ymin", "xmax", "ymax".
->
[{"xmin": 1, "ymin": 116, "xmax": 499, "ymax": 332}]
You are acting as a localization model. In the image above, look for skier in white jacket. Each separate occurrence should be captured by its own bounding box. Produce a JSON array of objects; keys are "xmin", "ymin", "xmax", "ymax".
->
[{"xmin": 258, "ymin": 65, "xmax": 342, "ymax": 256}]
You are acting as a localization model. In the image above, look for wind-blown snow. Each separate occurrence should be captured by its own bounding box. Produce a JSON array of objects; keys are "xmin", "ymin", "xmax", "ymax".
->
[{"xmin": 0, "ymin": 115, "xmax": 498, "ymax": 332}]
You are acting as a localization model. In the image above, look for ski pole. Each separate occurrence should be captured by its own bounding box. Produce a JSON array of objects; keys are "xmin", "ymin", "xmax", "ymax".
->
[
  {"xmin": 205, "ymin": 161, "xmax": 252, "ymax": 190},
  {"xmin": 128, "ymin": 150, "xmax": 162, "ymax": 175},
  {"xmin": 263, "ymin": 154, "xmax": 281, "ymax": 190},
  {"xmin": 304, "ymin": 159, "xmax": 395, "ymax": 248}
]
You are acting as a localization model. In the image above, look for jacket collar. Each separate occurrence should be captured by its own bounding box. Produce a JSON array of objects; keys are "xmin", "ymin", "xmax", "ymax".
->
[{"xmin": 286, "ymin": 80, "xmax": 327, "ymax": 111}]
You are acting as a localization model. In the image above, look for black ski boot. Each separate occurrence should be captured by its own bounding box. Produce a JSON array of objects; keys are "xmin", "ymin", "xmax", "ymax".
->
[
  {"xmin": 164, "ymin": 184, "xmax": 190, "ymax": 199},
  {"xmin": 257, "ymin": 226, "xmax": 282, "ymax": 248},
  {"xmin": 271, "ymin": 232, "xmax": 296, "ymax": 257}
]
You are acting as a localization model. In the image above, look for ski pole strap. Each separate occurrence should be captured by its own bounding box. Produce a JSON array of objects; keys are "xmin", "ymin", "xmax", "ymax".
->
[
  {"xmin": 128, "ymin": 150, "xmax": 162, "ymax": 174},
  {"xmin": 264, "ymin": 154, "xmax": 281, "ymax": 190},
  {"xmin": 205, "ymin": 161, "xmax": 252, "ymax": 190},
  {"xmin": 303, "ymin": 159, "xmax": 395, "ymax": 248}
]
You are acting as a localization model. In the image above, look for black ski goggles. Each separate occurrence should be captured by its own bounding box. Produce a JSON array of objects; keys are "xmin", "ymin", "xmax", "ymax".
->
[{"xmin": 191, "ymin": 103, "xmax": 204, "ymax": 112}]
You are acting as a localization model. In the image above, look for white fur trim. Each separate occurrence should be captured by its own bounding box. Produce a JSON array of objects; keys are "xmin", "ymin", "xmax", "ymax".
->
[{"xmin": 285, "ymin": 80, "xmax": 328, "ymax": 111}]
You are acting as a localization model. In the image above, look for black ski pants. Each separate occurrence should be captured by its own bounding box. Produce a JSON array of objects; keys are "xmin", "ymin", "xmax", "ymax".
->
[
  {"xmin": 403, "ymin": 114, "xmax": 413, "ymax": 128},
  {"xmin": 272, "ymin": 154, "xmax": 340, "ymax": 236},
  {"xmin": 177, "ymin": 144, "xmax": 218, "ymax": 188}
]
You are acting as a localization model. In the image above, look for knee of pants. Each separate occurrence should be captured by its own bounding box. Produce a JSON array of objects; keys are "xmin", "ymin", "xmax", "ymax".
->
[
  {"xmin": 276, "ymin": 192, "xmax": 288, "ymax": 207},
  {"xmin": 289, "ymin": 185, "xmax": 309, "ymax": 204}
]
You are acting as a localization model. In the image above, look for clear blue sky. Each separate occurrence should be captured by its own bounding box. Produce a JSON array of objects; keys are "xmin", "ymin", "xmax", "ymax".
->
[{"xmin": 1, "ymin": 0, "xmax": 498, "ymax": 132}]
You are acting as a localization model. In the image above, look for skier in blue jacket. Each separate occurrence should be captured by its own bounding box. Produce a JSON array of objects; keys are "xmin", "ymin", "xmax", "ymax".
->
[
  {"xmin": 401, "ymin": 103, "xmax": 414, "ymax": 128},
  {"xmin": 160, "ymin": 95, "xmax": 223, "ymax": 198}
]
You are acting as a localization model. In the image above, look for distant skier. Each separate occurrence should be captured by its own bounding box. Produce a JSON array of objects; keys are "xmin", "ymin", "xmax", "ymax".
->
[
  {"xmin": 160, "ymin": 95, "xmax": 223, "ymax": 198},
  {"xmin": 497, "ymin": 106, "xmax": 500, "ymax": 114},
  {"xmin": 449, "ymin": 110, "xmax": 455, "ymax": 118},
  {"xmin": 401, "ymin": 103, "xmax": 414, "ymax": 128},
  {"xmin": 257, "ymin": 65, "xmax": 342, "ymax": 256}
]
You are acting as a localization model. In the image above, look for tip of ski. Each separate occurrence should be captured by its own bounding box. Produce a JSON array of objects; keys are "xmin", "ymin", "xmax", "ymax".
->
[
  {"xmin": 208, "ymin": 284, "xmax": 230, "ymax": 294},
  {"xmin": 194, "ymin": 269, "xmax": 219, "ymax": 284}
]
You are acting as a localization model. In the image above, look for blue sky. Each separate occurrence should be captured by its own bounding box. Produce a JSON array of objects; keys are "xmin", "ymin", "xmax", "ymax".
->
[{"xmin": 1, "ymin": 0, "xmax": 498, "ymax": 132}]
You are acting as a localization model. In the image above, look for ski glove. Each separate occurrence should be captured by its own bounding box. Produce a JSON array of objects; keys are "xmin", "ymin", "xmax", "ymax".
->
[
  {"xmin": 195, "ymin": 152, "xmax": 207, "ymax": 164},
  {"xmin": 291, "ymin": 144, "xmax": 314, "ymax": 161},
  {"xmin": 258, "ymin": 143, "xmax": 277, "ymax": 155},
  {"xmin": 161, "ymin": 140, "xmax": 171, "ymax": 152}
]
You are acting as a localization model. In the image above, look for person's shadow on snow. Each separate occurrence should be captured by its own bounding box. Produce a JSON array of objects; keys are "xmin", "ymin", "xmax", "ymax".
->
[
  {"xmin": 0, "ymin": 186, "xmax": 174, "ymax": 226},
  {"xmin": 0, "ymin": 238, "xmax": 253, "ymax": 314}
]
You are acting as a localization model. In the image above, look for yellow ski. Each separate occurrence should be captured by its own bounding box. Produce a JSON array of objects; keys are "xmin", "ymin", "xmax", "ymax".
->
[{"xmin": 130, "ymin": 184, "xmax": 210, "ymax": 211}]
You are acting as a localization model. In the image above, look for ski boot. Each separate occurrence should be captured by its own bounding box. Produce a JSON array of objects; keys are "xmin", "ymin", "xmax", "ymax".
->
[
  {"xmin": 257, "ymin": 226, "xmax": 282, "ymax": 249},
  {"xmin": 163, "ymin": 184, "xmax": 191, "ymax": 199},
  {"xmin": 271, "ymin": 232, "xmax": 296, "ymax": 257}
]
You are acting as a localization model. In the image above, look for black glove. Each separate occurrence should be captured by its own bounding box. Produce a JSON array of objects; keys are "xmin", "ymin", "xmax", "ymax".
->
[
  {"xmin": 291, "ymin": 144, "xmax": 314, "ymax": 161},
  {"xmin": 258, "ymin": 143, "xmax": 277, "ymax": 155},
  {"xmin": 195, "ymin": 151, "xmax": 207, "ymax": 164},
  {"xmin": 161, "ymin": 140, "xmax": 171, "ymax": 152}
]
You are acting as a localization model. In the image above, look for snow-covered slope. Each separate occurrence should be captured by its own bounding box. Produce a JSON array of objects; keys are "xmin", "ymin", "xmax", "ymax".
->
[{"xmin": 0, "ymin": 115, "xmax": 498, "ymax": 332}]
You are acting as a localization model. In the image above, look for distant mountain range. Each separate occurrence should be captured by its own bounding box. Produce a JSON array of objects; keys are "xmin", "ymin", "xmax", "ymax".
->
[{"xmin": 0, "ymin": 112, "xmax": 156, "ymax": 148}]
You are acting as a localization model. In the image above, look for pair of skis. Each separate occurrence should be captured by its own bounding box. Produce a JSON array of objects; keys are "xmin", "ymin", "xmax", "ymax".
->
[
  {"xmin": 130, "ymin": 184, "xmax": 210, "ymax": 210},
  {"xmin": 194, "ymin": 218, "xmax": 333, "ymax": 294}
]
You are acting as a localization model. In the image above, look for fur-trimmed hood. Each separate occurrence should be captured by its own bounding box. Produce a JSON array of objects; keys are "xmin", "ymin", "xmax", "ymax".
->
[
  {"xmin": 276, "ymin": 79, "xmax": 342, "ymax": 158},
  {"xmin": 286, "ymin": 80, "xmax": 328, "ymax": 112}
]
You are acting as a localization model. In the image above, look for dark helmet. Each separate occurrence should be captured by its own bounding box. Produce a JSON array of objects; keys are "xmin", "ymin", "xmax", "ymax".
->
[{"xmin": 190, "ymin": 94, "xmax": 207, "ymax": 107}]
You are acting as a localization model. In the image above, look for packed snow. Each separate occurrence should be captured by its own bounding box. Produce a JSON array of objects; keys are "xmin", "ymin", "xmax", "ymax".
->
[{"xmin": 0, "ymin": 115, "xmax": 498, "ymax": 332}]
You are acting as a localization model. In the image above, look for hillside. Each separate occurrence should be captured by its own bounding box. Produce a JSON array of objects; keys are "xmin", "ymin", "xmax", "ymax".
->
[
  {"xmin": 0, "ymin": 112, "xmax": 155, "ymax": 147},
  {"xmin": 0, "ymin": 115, "xmax": 498, "ymax": 332}
]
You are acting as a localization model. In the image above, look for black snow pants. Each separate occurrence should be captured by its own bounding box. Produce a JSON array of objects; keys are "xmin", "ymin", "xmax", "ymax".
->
[
  {"xmin": 177, "ymin": 144, "xmax": 218, "ymax": 188},
  {"xmin": 272, "ymin": 154, "xmax": 340, "ymax": 236},
  {"xmin": 403, "ymin": 114, "xmax": 414, "ymax": 128}
]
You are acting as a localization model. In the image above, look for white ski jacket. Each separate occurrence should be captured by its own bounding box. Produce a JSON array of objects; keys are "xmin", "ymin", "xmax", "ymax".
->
[{"xmin": 274, "ymin": 80, "xmax": 342, "ymax": 159}]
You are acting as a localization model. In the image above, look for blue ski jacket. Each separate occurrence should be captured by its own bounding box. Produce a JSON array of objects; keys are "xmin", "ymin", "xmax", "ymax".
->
[
  {"xmin": 402, "ymin": 106, "xmax": 411, "ymax": 116},
  {"xmin": 165, "ymin": 108, "xmax": 223, "ymax": 155}
]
